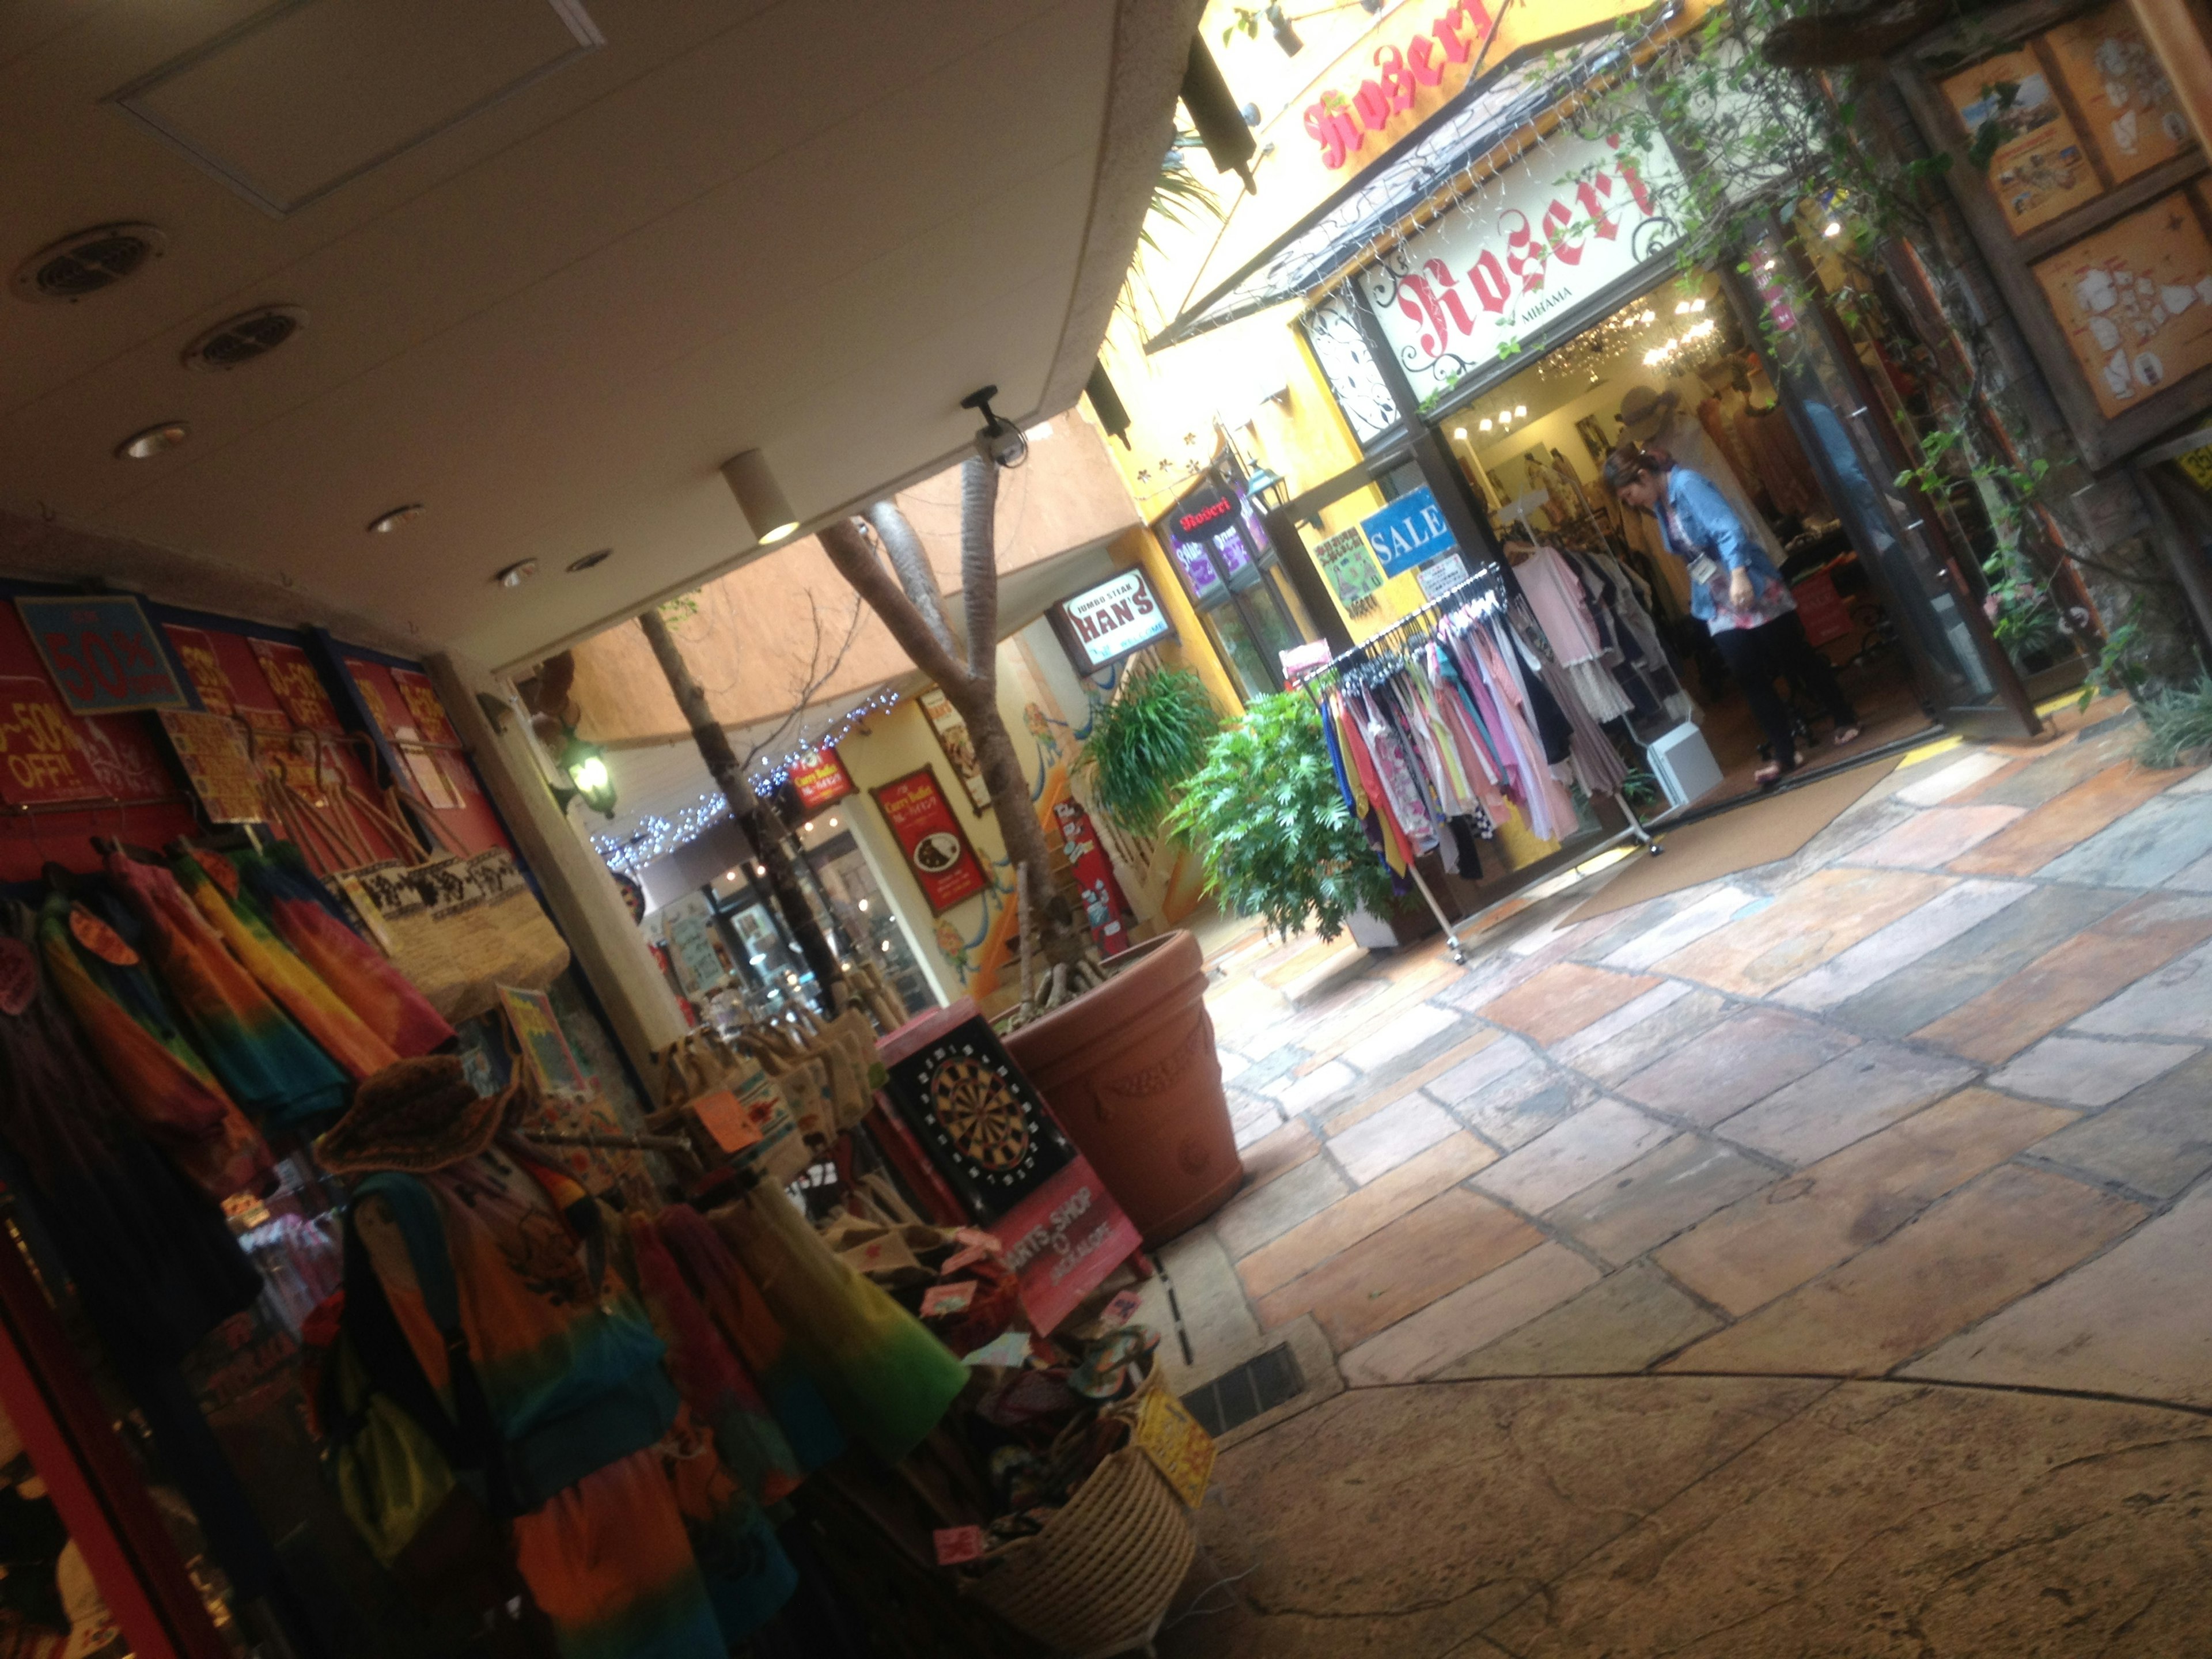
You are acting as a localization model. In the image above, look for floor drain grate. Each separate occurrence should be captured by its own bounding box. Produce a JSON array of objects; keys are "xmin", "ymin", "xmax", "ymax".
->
[{"xmin": 1181, "ymin": 1343, "xmax": 1304, "ymax": 1438}]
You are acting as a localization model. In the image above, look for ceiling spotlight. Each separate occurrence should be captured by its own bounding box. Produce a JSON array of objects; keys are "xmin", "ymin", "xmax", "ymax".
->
[
  {"xmin": 369, "ymin": 503, "xmax": 426, "ymax": 534},
  {"xmin": 858, "ymin": 897, "xmax": 869, "ymax": 911},
  {"xmin": 754, "ymin": 863, "xmax": 767, "ymax": 877},
  {"xmin": 721, "ymin": 449, "xmax": 798, "ymax": 545},
  {"xmin": 802, "ymin": 820, "xmax": 815, "ymax": 834},
  {"xmin": 1692, "ymin": 298, "xmax": 1706, "ymax": 312},
  {"xmin": 1266, "ymin": 2, "xmax": 1303, "ymax": 55},
  {"xmin": 1823, "ymin": 220, "xmax": 1843, "ymax": 238},
  {"xmin": 567, "ymin": 548, "xmax": 612, "ymax": 573},
  {"xmin": 495, "ymin": 558, "xmax": 538, "ymax": 586},
  {"xmin": 1514, "ymin": 404, "xmax": 1527, "ymax": 418},
  {"xmin": 115, "ymin": 421, "xmax": 188, "ymax": 460},
  {"xmin": 724, "ymin": 870, "xmax": 737, "ymax": 882},
  {"xmin": 1479, "ymin": 418, "xmax": 1494, "ymax": 431},
  {"xmin": 1452, "ymin": 426, "xmax": 1468, "ymax": 440}
]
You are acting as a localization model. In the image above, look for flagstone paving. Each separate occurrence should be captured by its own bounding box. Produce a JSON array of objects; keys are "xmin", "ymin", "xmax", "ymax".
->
[{"xmin": 1147, "ymin": 703, "xmax": 2212, "ymax": 1654}]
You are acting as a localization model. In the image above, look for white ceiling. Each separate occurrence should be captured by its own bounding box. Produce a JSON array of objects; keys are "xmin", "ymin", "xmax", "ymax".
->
[{"xmin": 0, "ymin": 0, "xmax": 1195, "ymax": 671}]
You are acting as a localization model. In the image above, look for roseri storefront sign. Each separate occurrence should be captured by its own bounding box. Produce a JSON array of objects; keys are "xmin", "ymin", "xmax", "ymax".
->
[{"xmin": 1357, "ymin": 126, "xmax": 1684, "ymax": 405}]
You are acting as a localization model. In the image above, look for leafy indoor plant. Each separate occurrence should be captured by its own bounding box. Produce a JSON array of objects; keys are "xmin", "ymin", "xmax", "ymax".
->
[
  {"xmin": 1165, "ymin": 692, "xmax": 1393, "ymax": 941},
  {"xmin": 1075, "ymin": 666, "xmax": 1221, "ymax": 838}
]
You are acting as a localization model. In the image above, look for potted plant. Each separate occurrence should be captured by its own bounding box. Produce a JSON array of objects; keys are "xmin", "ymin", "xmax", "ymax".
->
[
  {"xmin": 819, "ymin": 453, "xmax": 1244, "ymax": 1245},
  {"xmin": 1165, "ymin": 692, "xmax": 1396, "ymax": 941},
  {"xmin": 1073, "ymin": 665, "xmax": 1221, "ymax": 841}
]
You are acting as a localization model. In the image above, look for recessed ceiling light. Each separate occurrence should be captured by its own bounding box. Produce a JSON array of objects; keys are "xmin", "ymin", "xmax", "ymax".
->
[
  {"xmin": 115, "ymin": 421, "xmax": 188, "ymax": 460},
  {"xmin": 495, "ymin": 559, "xmax": 538, "ymax": 586},
  {"xmin": 368, "ymin": 503, "xmax": 425, "ymax": 534},
  {"xmin": 567, "ymin": 548, "xmax": 612, "ymax": 573}
]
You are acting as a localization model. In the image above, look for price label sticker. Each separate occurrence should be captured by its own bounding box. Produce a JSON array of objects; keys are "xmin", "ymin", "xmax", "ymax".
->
[
  {"xmin": 920, "ymin": 1281, "xmax": 976, "ymax": 1318},
  {"xmin": 69, "ymin": 904, "xmax": 139, "ymax": 967},
  {"xmin": 690, "ymin": 1089, "xmax": 763, "ymax": 1155},
  {"xmin": 1101, "ymin": 1289, "xmax": 1145, "ymax": 1328},
  {"xmin": 932, "ymin": 1526, "xmax": 986, "ymax": 1566}
]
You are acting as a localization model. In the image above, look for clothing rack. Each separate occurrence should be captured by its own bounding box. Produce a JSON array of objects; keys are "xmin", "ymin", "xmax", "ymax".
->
[{"xmin": 1298, "ymin": 558, "xmax": 1660, "ymax": 965}]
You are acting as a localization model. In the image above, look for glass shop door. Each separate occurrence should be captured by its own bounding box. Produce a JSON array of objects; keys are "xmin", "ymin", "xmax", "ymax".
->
[{"xmin": 1731, "ymin": 229, "xmax": 2041, "ymax": 740}]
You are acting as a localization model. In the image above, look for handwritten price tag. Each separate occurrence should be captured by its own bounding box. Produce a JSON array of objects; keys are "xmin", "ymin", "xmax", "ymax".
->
[
  {"xmin": 932, "ymin": 1526, "xmax": 986, "ymax": 1566},
  {"xmin": 920, "ymin": 1281, "xmax": 976, "ymax": 1317},
  {"xmin": 690, "ymin": 1090, "xmax": 764, "ymax": 1154}
]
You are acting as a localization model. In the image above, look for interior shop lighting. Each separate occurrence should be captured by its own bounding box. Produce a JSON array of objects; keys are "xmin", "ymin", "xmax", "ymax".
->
[
  {"xmin": 754, "ymin": 863, "xmax": 767, "ymax": 877},
  {"xmin": 1514, "ymin": 404, "xmax": 1527, "ymax": 418},
  {"xmin": 1692, "ymin": 298, "xmax": 1706, "ymax": 312},
  {"xmin": 370, "ymin": 503, "xmax": 426, "ymax": 534},
  {"xmin": 720, "ymin": 448, "xmax": 799, "ymax": 545},
  {"xmin": 1453, "ymin": 426, "xmax": 1468, "ymax": 440},
  {"xmin": 1823, "ymin": 220, "xmax": 1843, "ymax": 237},
  {"xmin": 116, "ymin": 421, "xmax": 188, "ymax": 459},
  {"xmin": 858, "ymin": 898, "xmax": 870, "ymax": 911},
  {"xmin": 1675, "ymin": 300, "xmax": 1691, "ymax": 315},
  {"xmin": 803, "ymin": 820, "xmax": 815, "ymax": 833},
  {"xmin": 1479, "ymin": 418, "xmax": 1494, "ymax": 431},
  {"xmin": 828, "ymin": 816, "xmax": 839, "ymax": 827},
  {"xmin": 1639, "ymin": 309, "xmax": 1656, "ymax": 324}
]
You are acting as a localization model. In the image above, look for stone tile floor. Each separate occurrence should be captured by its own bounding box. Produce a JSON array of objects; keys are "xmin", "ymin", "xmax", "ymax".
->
[{"xmin": 1139, "ymin": 699, "xmax": 2212, "ymax": 1656}]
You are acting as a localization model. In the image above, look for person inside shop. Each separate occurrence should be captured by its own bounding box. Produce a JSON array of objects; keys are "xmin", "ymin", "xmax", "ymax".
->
[{"xmin": 1605, "ymin": 441, "xmax": 1859, "ymax": 785}]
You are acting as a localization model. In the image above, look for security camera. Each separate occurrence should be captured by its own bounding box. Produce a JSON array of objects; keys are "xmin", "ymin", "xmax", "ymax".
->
[{"xmin": 961, "ymin": 385, "xmax": 1029, "ymax": 469}]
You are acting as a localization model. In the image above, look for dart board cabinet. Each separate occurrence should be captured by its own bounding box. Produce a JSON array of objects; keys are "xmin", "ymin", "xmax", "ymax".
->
[{"xmin": 882, "ymin": 1016, "xmax": 1074, "ymax": 1221}]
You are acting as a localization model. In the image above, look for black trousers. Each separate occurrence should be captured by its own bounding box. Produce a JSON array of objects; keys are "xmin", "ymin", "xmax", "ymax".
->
[{"xmin": 1709, "ymin": 609, "xmax": 1857, "ymax": 771}]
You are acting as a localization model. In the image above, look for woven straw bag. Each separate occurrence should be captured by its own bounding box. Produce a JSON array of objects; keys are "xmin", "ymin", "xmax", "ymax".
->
[{"xmin": 961, "ymin": 1444, "xmax": 1195, "ymax": 1657}]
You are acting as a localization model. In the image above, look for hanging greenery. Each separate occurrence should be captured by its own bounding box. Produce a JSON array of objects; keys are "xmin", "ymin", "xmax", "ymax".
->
[
  {"xmin": 1165, "ymin": 693, "xmax": 1395, "ymax": 941},
  {"xmin": 1075, "ymin": 666, "xmax": 1223, "ymax": 838}
]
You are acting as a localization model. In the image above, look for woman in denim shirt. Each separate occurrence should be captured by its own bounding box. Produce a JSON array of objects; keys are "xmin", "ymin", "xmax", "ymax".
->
[{"xmin": 1605, "ymin": 442, "xmax": 1859, "ymax": 785}]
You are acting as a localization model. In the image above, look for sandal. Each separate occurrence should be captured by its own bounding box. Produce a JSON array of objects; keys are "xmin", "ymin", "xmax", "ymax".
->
[
  {"xmin": 1756, "ymin": 754, "xmax": 1800, "ymax": 786},
  {"xmin": 1832, "ymin": 724, "xmax": 1861, "ymax": 747}
]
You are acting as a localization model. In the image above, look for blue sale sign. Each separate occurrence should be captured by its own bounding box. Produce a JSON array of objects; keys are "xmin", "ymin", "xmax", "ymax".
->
[
  {"xmin": 16, "ymin": 595, "xmax": 191, "ymax": 715},
  {"xmin": 1359, "ymin": 486, "xmax": 1458, "ymax": 577}
]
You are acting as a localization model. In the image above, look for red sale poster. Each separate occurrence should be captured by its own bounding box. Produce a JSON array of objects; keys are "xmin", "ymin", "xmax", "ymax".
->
[
  {"xmin": 996, "ymin": 1157, "xmax": 1143, "ymax": 1334},
  {"xmin": 872, "ymin": 766, "xmax": 987, "ymax": 914},
  {"xmin": 0, "ymin": 676, "xmax": 107, "ymax": 805},
  {"xmin": 248, "ymin": 637, "xmax": 343, "ymax": 733}
]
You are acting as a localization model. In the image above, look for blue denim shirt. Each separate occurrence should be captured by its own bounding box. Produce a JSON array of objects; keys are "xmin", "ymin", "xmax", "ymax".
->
[{"xmin": 1649, "ymin": 466, "xmax": 1794, "ymax": 631}]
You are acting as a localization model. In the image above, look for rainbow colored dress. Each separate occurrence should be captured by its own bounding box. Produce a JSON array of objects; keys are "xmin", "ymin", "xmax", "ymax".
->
[
  {"xmin": 355, "ymin": 1148, "xmax": 792, "ymax": 1656},
  {"xmin": 169, "ymin": 853, "xmax": 400, "ymax": 1081},
  {"xmin": 101, "ymin": 851, "xmax": 349, "ymax": 1129},
  {"xmin": 233, "ymin": 847, "xmax": 454, "ymax": 1058},
  {"xmin": 37, "ymin": 890, "xmax": 272, "ymax": 1200}
]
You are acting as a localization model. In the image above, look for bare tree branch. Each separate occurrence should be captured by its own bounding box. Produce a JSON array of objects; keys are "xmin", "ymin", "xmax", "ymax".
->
[
  {"xmin": 820, "ymin": 517, "xmax": 972, "ymax": 692},
  {"xmin": 866, "ymin": 502, "xmax": 957, "ymax": 660},
  {"xmin": 959, "ymin": 452, "xmax": 1000, "ymax": 682},
  {"xmin": 731, "ymin": 588, "xmax": 867, "ymax": 774}
]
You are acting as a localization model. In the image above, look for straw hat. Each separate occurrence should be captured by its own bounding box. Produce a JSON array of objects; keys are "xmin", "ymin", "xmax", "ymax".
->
[
  {"xmin": 1618, "ymin": 384, "xmax": 1679, "ymax": 442},
  {"xmin": 316, "ymin": 1055, "xmax": 508, "ymax": 1176}
]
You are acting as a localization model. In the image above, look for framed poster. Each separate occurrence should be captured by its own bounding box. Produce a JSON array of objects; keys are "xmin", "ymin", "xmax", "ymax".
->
[
  {"xmin": 0, "ymin": 676, "xmax": 105, "ymax": 805},
  {"xmin": 1310, "ymin": 524, "xmax": 1385, "ymax": 616},
  {"xmin": 16, "ymin": 595, "xmax": 190, "ymax": 715},
  {"xmin": 2031, "ymin": 191, "xmax": 2212, "ymax": 419},
  {"xmin": 788, "ymin": 747, "xmax": 854, "ymax": 810},
  {"xmin": 1941, "ymin": 50, "xmax": 2102, "ymax": 234},
  {"xmin": 498, "ymin": 984, "xmax": 588, "ymax": 1098},
  {"xmin": 871, "ymin": 766, "xmax": 988, "ymax": 913},
  {"xmin": 915, "ymin": 687, "xmax": 990, "ymax": 813},
  {"xmin": 2044, "ymin": 2, "xmax": 2194, "ymax": 187},
  {"xmin": 882, "ymin": 1014, "xmax": 1074, "ymax": 1219},
  {"xmin": 1895, "ymin": 0, "xmax": 2212, "ymax": 466}
]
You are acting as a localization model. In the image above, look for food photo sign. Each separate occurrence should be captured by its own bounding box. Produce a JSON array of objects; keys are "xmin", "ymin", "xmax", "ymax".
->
[{"xmin": 871, "ymin": 766, "xmax": 988, "ymax": 913}]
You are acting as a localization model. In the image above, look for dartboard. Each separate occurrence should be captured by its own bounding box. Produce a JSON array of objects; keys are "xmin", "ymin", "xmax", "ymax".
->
[
  {"xmin": 930, "ymin": 1054, "xmax": 1031, "ymax": 1170},
  {"xmin": 887, "ymin": 1020, "xmax": 1073, "ymax": 1219}
]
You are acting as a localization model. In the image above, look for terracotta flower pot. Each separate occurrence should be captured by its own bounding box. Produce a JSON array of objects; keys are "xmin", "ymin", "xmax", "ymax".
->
[{"xmin": 1003, "ymin": 930, "xmax": 1240, "ymax": 1246}]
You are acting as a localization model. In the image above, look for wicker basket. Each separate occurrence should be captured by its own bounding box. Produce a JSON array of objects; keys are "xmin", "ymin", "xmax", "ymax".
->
[{"xmin": 962, "ymin": 1445, "xmax": 1196, "ymax": 1658}]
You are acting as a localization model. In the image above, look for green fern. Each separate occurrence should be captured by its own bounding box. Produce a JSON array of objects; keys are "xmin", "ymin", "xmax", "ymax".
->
[
  {"xmin": 1077, "ymin": 667, "xmax": 1222, "ymax": 837},
  {"xmin": 2137, "ymin": 677, "xmax": 2212, "ymax": 769},
  {"xmin": 1164, "ymin": 694, "xmax": 1394, "ymax": 941}
]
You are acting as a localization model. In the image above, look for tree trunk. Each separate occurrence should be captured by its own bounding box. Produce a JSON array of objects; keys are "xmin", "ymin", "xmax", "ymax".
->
[
  {"xmin": 635, "ymin": 605, "xmax": 847, "ymax": 1003},
  {"xmin": 818, "ymin": 459, "xmax": 1086, "ymax": 968}
]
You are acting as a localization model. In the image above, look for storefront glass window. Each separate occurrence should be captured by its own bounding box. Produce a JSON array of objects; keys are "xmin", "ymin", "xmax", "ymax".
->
[{"xmin": 1161, "ymin": 460, "xmax": 1310, "ymax": 699}]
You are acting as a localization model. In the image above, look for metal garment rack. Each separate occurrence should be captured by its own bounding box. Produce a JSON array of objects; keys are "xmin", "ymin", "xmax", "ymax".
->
[{"xmin": 1297, "ymin": 565, "xmax": 1660, "ymax": 965}]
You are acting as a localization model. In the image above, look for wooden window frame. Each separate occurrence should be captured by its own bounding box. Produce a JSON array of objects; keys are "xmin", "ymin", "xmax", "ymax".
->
[{"xmin": 1891, "ymin": 0, "xmax": 2212, "ymax": 468}]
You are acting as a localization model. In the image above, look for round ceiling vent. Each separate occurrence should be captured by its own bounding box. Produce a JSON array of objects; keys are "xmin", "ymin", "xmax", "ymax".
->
[
  {"xmin": 181, "ymin": 305, "xmax": 306, "ymax": 371},
  {"xmin": 10, "ymin": 223, "xmax": 166, "ymax": 304}
]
